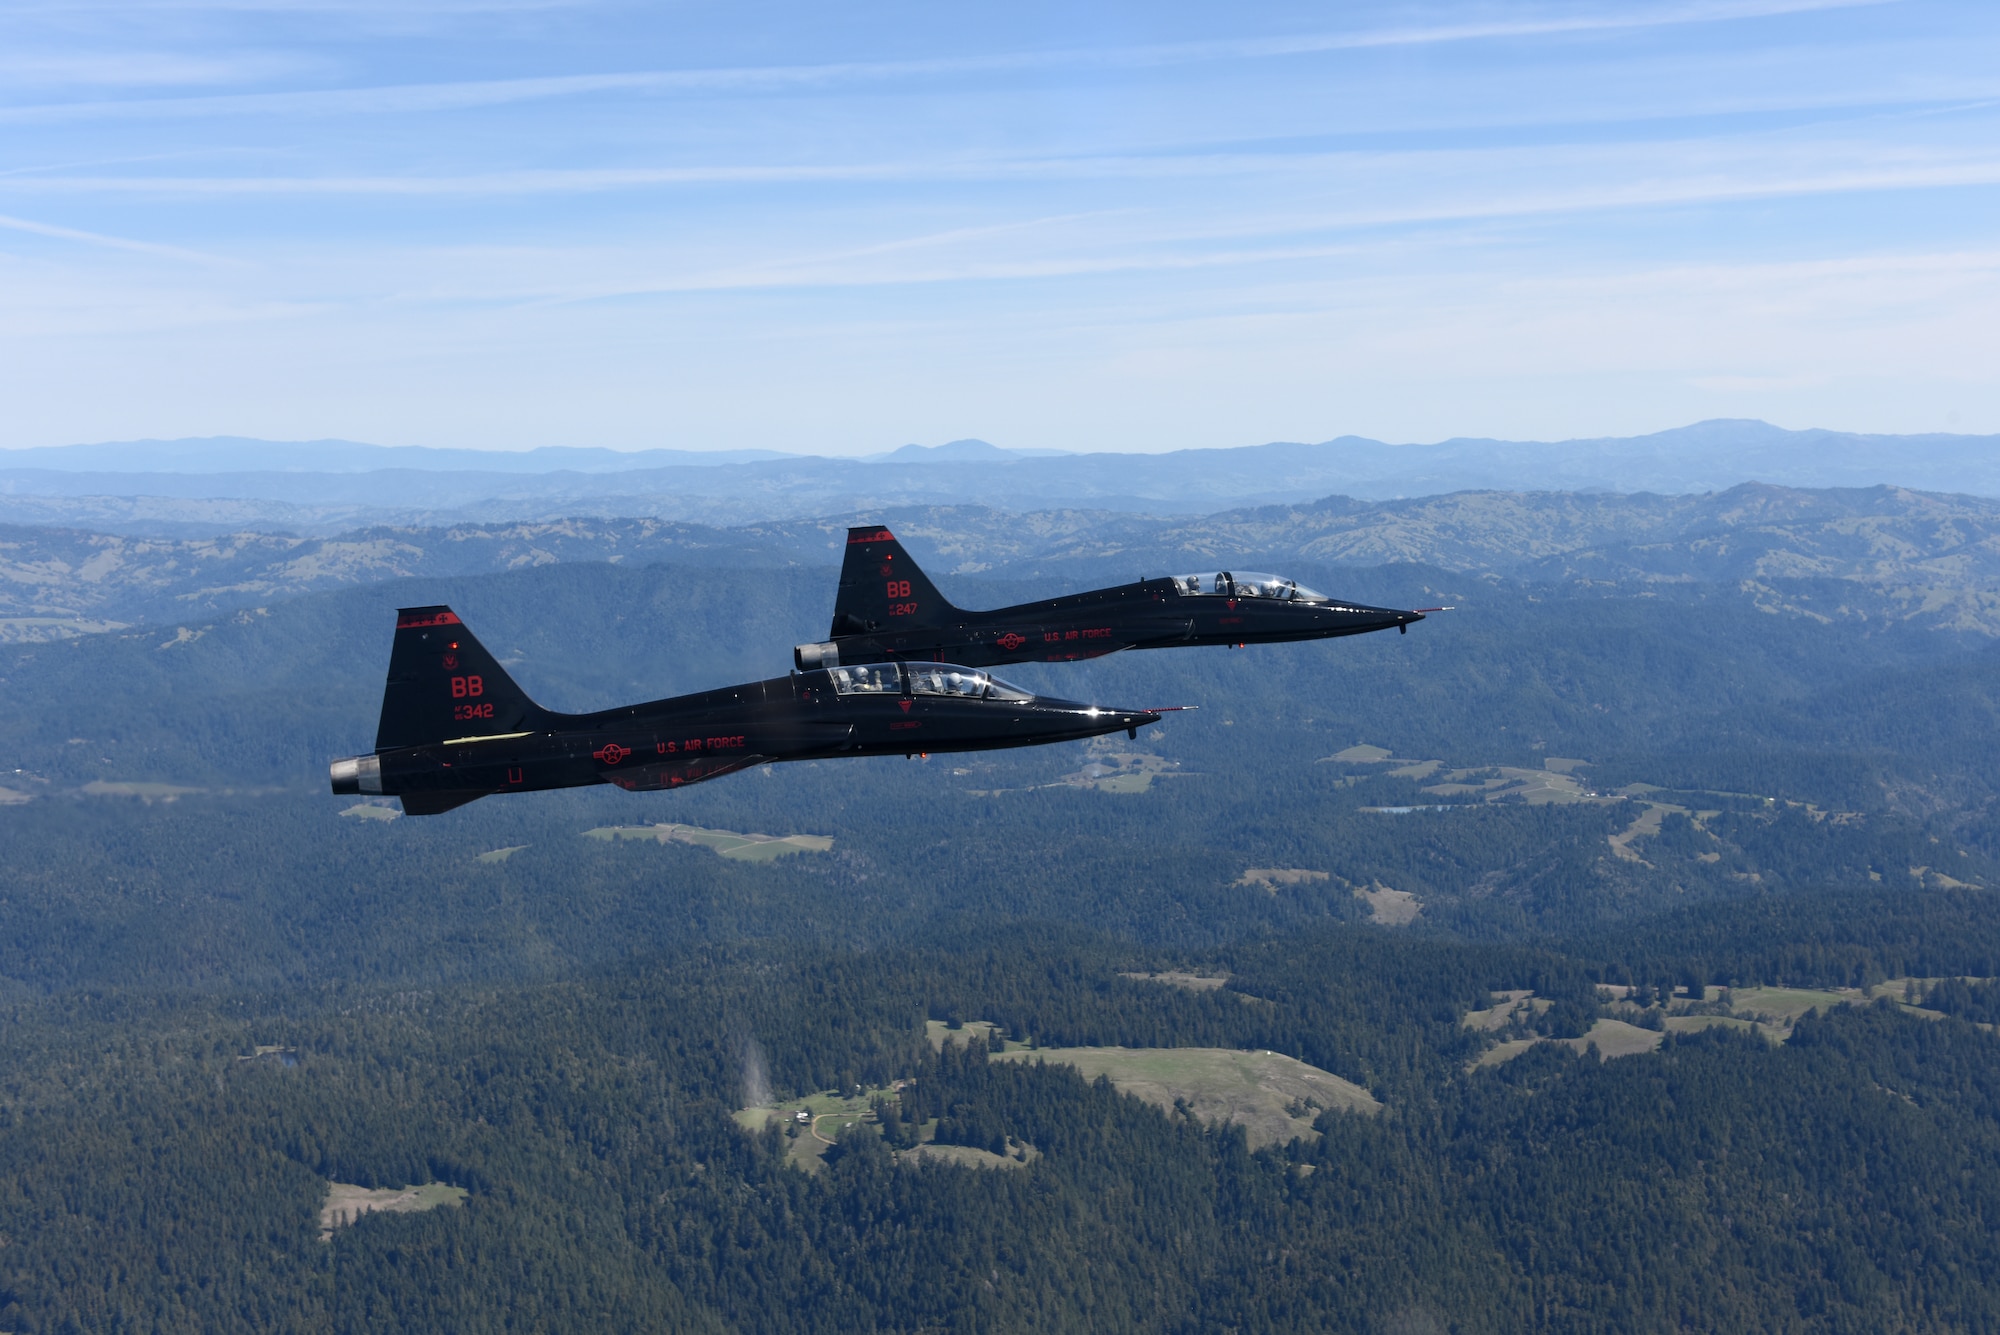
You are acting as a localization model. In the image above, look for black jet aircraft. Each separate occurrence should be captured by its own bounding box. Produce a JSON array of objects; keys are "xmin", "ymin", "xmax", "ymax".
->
[
  {"xmin": 793, "ymin": 525, "xmax": 1434, "ymax": 670},
  {"xmin": 330, "ymin": 605, "xmax": 1162, "ymax": 815}
]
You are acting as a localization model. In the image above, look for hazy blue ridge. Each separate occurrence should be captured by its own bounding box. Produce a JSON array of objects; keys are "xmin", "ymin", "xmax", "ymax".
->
[
  {"xmin": 0, "ymin": 437, "xmax": 800, "ymax": 474},
  {"xmin": 7, "ymin": 423, "xmax": 2000, "ymax": 539}
]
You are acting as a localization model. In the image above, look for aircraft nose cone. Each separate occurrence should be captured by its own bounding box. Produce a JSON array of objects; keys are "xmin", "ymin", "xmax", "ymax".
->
[
  {"xmin": 1078, "ymin": 706, "xmax": 1161, "ymax": 728},
  {"xmin": 1109, "ymin": 709, "xmax": 1161, "ymax": 740}
]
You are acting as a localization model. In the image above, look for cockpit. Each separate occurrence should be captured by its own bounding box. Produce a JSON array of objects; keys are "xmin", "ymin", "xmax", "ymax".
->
[
  {"xmin": 1170, "ymin": 571, "xmax": 1326, "ymax": 602},
  {"xmin": 826, "ymin": 661, "xmax": 1036, "ymax": 702}
]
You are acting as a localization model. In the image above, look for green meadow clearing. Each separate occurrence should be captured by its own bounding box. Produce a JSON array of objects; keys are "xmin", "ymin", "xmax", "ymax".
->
[
  {"xmin": 1465, "ymin": 980, "xmax": 1979, "ymax": 1070},
  {"xmin": 994, "ymin": 1045, "xmax": 1379, "ymax": 1150},
  {"xmin": 734, "ymin": 1081, "xmax": 1032, "ymax": 1173},
  {"xmin": 582, "ymin": 822, "xmax": 833, "ymax": 861},
  {"xmin": 319, "ymin": 1181, "xmax": 466, "ymax": 1240}
]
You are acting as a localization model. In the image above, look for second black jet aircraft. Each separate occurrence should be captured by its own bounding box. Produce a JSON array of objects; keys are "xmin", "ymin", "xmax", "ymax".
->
[
  {"xmin": 331, "ymin": 605, "xmax": 1161, "ymax": 815},
  {"xmin": 795, "ymin": 525, "xmax": 1433, "ymax": 670}
]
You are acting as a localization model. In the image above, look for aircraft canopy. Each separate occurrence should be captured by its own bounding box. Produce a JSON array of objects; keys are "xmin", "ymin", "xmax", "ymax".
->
[
  {"xmin": 828, "ymin": 662, "xmax": 1035, "ymax": 701},
  {"xmin": 1170, "ymin": 571, "xmax": 1326, "ymax": 601}
]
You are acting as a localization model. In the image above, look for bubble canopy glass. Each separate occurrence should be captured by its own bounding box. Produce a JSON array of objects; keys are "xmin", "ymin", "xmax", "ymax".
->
[
  {"xmin": 826, "ymin": 662, "xmax": 1035, "ymax": 701},
  {"xmin": 1170, "ymin": 571, "xmax": 1326, "ymax": 601}
]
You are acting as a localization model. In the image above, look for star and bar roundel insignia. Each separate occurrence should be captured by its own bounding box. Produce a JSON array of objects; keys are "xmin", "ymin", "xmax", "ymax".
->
[{"xmin": 996, "ymin": 632, "xmax": 1027, "ymax": 650}]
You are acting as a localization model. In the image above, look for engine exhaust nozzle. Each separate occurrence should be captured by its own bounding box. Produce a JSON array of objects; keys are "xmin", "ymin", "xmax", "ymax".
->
[{"xmin": 329, "ymin": 755, "xmax": 383, "ymax": 795}]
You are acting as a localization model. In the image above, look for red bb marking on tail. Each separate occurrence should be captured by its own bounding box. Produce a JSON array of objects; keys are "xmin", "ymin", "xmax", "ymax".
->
[
  {"xmin": 848, "ymin": 528, "xmax": 895, "ymax": 545},
  {"xmin": 397, "ymin": 610, "xmax": 462, "ymax": 629}
]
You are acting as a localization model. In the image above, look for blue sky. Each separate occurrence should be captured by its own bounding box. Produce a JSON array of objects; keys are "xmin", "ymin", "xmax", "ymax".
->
[{"xmin": 1, "ymin": 0, "xmax": 1996, "ymax": 455}]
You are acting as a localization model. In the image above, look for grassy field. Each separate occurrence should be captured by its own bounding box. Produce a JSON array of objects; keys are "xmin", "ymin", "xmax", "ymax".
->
[
  {"xmin": 964, "ymin": 749, "xmax": 1187, "ymax": 795},
  {"xmin": 1861, "ymin": 976, "xmax": 2000, "ymax": 1002},
  {"xmin": 80, "ymin": 780, "xmax": 207, "ymax": 802},
  {"xmin": 1355, "ymin": 883, "xmax": 1422, "ymax": 925},
  {"xmin": 734, "ymin": 1086, "xmax": 902, "ymax": 1171},
  {"xmin": 926, "ymin": 1019, "xmax": 1014, "ymax": 1050},
  {"xmin": 1607, "ymin": 802, "xmax": 1672, "ymax": 862},
  {"xmin": 1566, "ymin": 1019, "xmax": 1666, "ymax": 1059},
  {"xmin": 1726, "ymin": 986, "xmax": 1852, "ymax": 1024},
  {"xmin": 900, "ymin": 1142, "xmax": 1036, "ymax": 1170},
  {"xmin": 1235, "ymin": 867, "xmax": 1330, "ymax": 892},
  {"xmin": 1665, "ymin": 1014, "xmax": 1769, "ymax": 1039},
  {"xmin": 1323, "ymin": 745, "xmax": 1609, "ymax": 807},
  {"xmin": 1473, "ymin": 1039, "xmax": 1542, "ymax": 1068},
  {"xmin": 1467, "ymin": 977, "xmax": 2000, "ymax": 1071},
  {"xmin": 733, "ymin": 1079, "xmax": 1043, "ymax": 1173},
  {"xmin": 994, "ymin": 1046, "xmax": 1379, "ymax": 1150},
  {"xmin": 1063, "ymin": 750, "xmax": 1184, "ymax": 793},
  {"xmin": 1604, "ymin": 799, "xmax": 1722, "ymax": 863},
  {"xmin": 1474, "ymin": 1018, "xmax": 1667, "ymax": 1068},
  {"xmin": 581, "ymin": 822, "xmax": 833, "ymax": 861},
  {"xmin": 475, "ymin": 845, "xmax": 528, "ymax": 863},
  {"xmin": 1461, "ymin": 990, "xmax": 1542, "ymax": 1032},
  {"xmin": 1423, "ymin": 765, "xmax": 1600, "ymax": 806},
  {"xmin": 320, "ymin": 1181, "xmax": 467, "ymax": 1240},
  {"xmin": 1472, "ymin": 984, "xmax": 1865, "ymax": 1072},
  {"xmin": 1119, "ymin": 972, "xmax": 1230, "ymax": 991},
  {"xmin": 732, "ymin": 1087, "xmax": 890, "ymax": 1133}
]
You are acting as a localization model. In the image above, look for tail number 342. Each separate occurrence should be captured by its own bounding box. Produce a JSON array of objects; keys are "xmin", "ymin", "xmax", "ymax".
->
[{"xmin": 451, "ymin": 675, "xmax": 493, "ymax": 720}]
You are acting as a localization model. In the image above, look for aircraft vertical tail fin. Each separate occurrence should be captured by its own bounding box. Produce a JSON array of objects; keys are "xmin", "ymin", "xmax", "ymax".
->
[
  {"xmin": 375, "ymin": 606, "xmax": 553, "ymax": 751},
  {"xmin": 832, "ymin": 526, "xmax": 960, "ymax": 635}
]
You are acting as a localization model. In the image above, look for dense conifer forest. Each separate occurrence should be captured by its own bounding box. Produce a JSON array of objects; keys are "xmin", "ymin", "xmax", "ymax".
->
[{"xmin": 6, "ymin": 525, "xmax": 2000, "ymax": 1331}]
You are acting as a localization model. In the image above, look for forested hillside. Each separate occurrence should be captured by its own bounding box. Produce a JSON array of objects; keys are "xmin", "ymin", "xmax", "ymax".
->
[
  {"xmin": 10, "ymin": 483, "xmax": 2000, "ymax": 635},
  {"xmin": 4, "ymin": 496, "xmax": 2000, "ymax": 1331},
  {"xmin": 10, "ymin": 926, "xmax": 2000, "ymax": 1333}
]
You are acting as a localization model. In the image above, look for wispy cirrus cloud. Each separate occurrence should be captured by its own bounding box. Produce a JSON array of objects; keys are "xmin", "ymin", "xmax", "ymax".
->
[
  {"xmin": 8, "ymin": 131, "xmax": 1993, "ymax": 217},
  {"xmin": 1, "ymin": 0, "xmax": 1990, "ymax": 448},
  {"xmin": 0, "ymin": 51, "xmax": 305, "ymax": 88},
  {"xmin": 0, "ymin": 211, "xmax": 219, "ymax": 260},
  {"xmin": 0, "ymin": 0, "xmax": 1895, "ymax": 124},
  {"xmin": 189, "ymin": 136, "xmax": 1993, "ymax": 312},
  {"xmin": 5, "ymin": 0, "xmax": 587, "ymax": 11}
]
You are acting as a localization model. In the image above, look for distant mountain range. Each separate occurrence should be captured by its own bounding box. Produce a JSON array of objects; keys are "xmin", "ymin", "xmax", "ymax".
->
[
  {"xmin": 0, "ymin": 435, "xmax": 1064, "ymax": 475},
  {"xmin": 3, "ymin": 421, "xmax": 1998, "ymax": 536},
  {"xmin": 0, "ymin": 437, "xmax": 796, "ymax": 474}
]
